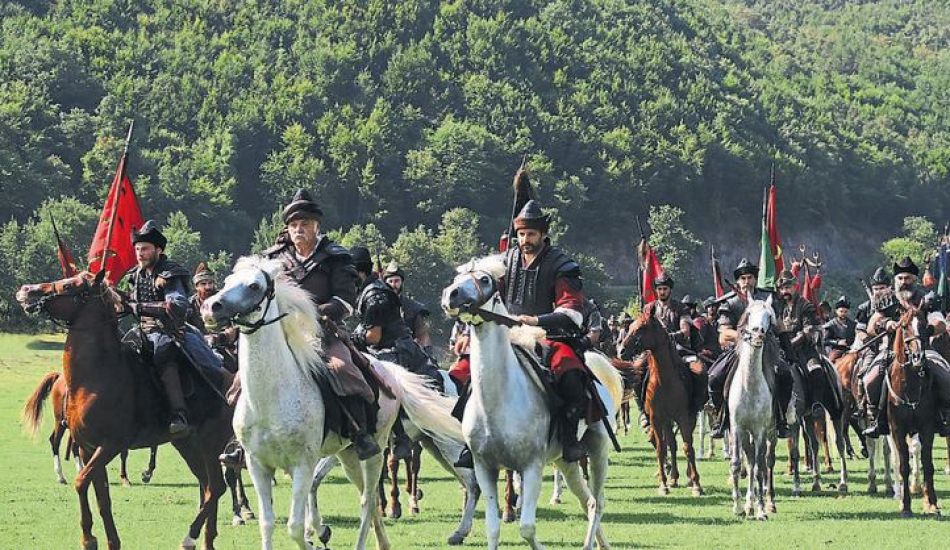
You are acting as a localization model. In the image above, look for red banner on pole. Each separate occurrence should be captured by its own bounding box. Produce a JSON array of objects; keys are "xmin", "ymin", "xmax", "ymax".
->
[{"xmin": 87, "ymin": 152, "xmax": 143, "ymax": 284}]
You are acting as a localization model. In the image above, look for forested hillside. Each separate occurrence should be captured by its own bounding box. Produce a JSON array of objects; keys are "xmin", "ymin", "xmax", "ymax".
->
[{"xmin": 1, "ymin": 0, "xmax": 947, "ymax": 328}]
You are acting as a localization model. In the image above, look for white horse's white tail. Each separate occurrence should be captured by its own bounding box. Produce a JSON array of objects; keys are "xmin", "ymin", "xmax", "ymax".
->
[
  {"xmin": 585, "ymin": 351, "xmax": 623, "ymax": 417},
  {"xmin": 374, "ymin": 360, "xmax": 464, "ymax": 445}
]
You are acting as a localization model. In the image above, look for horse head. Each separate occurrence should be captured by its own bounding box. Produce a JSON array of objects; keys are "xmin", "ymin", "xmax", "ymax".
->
[
  {"xmin": 620, "ymin": 302, "xmax": 665, "ymax": 357},
  {"xmin": 441, "ymin": 254, "xmax": 507, "ymax": 322},
  {"xmin": 16, "ymin": 270, "xmax": 119, "ymax": 326},
  {"xmin": 202, "ymin": 256, "xmax": 288, "ymax": 334},
  {"xmin": 742, "ymin": 297, "xmax": 775, "ymax": 348},
  {"xmin": 893, "ymin": 306, "xmax": 928, "ymax": 376}
]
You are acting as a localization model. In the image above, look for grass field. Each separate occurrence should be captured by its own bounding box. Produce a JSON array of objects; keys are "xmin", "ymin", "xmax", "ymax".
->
[{"xmin": 1, "ymin": 332, "xmax": 948, "ymax": 549}]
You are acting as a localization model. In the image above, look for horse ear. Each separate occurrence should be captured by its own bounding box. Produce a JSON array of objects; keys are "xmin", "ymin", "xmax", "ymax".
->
[{"xmin": 93, "ymin": 269, "xmax": 106, "ymax": 286}]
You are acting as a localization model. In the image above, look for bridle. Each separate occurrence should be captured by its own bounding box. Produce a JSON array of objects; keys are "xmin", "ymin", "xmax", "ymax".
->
[
  {"xmin": 886, "ymin": 312, "xmax": 930, "ymax": 410},
  {"xmin": 455, "ymin": 269, "xmax": 522, "ymax": 328},
  {"xmin": 230, "ymin": 270, "xmax": 288, "ymax": 335},
  {"xmin": 27, "ymin": 279, "xmax": 115, "ymax": 329}
]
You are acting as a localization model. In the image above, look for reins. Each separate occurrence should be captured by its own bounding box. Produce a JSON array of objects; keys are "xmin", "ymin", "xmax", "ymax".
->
[{"xmin": 232, "ymin": 271, "xmax": 289, "ymax": 334}]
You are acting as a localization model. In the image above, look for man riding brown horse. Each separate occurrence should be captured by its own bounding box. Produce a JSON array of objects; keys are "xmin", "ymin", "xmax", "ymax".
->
[
  {"xmin": 124, "ymin": 221, "xmax": 225, "ymax": 435},
  {"xmin": 383, "ymin": 261, "xmax": 434, "ymax": 354},
  {"xmin": 220, "ymin": 189, "xmax": 381, "ymax": 466},
  {"xmin": 706, "ymin": 258, "xmax": 795, "ymax": 439},
  {"xmin": 454, "ymin": 199, "xmax": 592, "ymax": 468},
  {"xmin": 860, "ymin": 257, "xmax": 950, "ymax": 438},
  {"xmin": 622, "ymin": 273, "xmax": 696, "ymax": 431},
  {"xmin": 823, "ymin": 295, "xmax": 856, "ymax": 362}
]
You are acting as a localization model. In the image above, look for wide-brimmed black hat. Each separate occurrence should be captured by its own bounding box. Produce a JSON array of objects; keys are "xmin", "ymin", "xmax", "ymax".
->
[
  {"xmin": 834, "ymin": 295, "xmax": 851, "ymax": 309},
  {"xmin": 893, "ymin": 256, "xmax": 919, "ymax": 277},
  {"xmin": 733, "ymin": 257, "xmax": 758, "ymax": 279},
  {"xmin": 513, "ymin": 200, "xmax": 550, "ymax": 232},
  {"xmin": 281, "ymin": 189, "xmax": 323, "ymax": 224},
  {"xmin": 131, "ymin": 220, "xmax": 167, "ymax": 249},
  {"xmin": 350, "ymin": 246, "xmax": 372, "ymax": 272}
]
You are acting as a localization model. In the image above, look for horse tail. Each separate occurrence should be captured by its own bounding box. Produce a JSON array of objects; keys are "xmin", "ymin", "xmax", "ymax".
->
[
  {"xmin": 588, "ymin": 352, "xmax": 624, "ymax": 416},
  {"xmin": 22, "ymin": 371, "xmax": 60, "ymax": 437},
  {"xmin": 374, "ymin": 360, "xmax": 464, "ymax": 444}
]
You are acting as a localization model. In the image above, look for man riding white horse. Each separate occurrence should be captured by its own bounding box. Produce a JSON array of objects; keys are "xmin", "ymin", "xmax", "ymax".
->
[
  {"xmin": 707, "ymin": 258, "xmax": 795, "ymax": 439},
  {"xmin": 861, "ymin": 256, "xmax": 950, "ymax": 438},
  {"xmin": 220, "ymin": 189, "xmax": 381, "ymax": 466},
  {"xmin": 454, "ymin": 199, "xmax": 591, "ymax": 468},
  {"xmin": 123, "ymin": 221, "xmax": 224, "ymax": 435}
]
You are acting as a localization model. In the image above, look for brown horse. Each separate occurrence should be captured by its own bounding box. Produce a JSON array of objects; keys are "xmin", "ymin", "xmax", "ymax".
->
[
  {"xmin": 18, "ymin": 271, "xmax": 234, "ymax": 550},
  {"xmin": 615, "ymin": 302, "xmax": 704, "ymax": 496},
  {"xmin": 25, "ymin": 371, "xmax": 159, "ymax": 486},
  {"xmin": 889, "ymin": 307, "xmax": 941, "ymax": 517},
  {"xmin": 928, "ymin": 333, "xmax": 950, "ymax": 475}
]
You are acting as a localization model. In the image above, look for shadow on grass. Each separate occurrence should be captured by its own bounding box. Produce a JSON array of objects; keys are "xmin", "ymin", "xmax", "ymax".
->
[{"xmin": 26, "ymin": 339, "xmax": 64, "ymax": 351}]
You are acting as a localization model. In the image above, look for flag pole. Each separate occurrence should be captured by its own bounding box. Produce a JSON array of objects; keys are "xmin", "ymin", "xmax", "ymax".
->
[{"xmin": 98, "ymin": 120, "xmax": 134, "ymax": 276}]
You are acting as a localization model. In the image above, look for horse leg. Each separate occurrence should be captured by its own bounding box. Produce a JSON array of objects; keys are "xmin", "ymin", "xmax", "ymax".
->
[
  {"xmin": 884, "ymin": 435, "xmax": 896, "ymax": 498},
  {"xmin": 340, "ymin": 447, "xmax": 390, "ymax": 550},
  {"xmin": 729, "ymin": 427, "xmax": 743, "ymax": 516},
  {"xmin": 766, "ymin": 436, "xmax": 777, "ymax": 514},
  {"xmin": 201, "ymin": 456, "xmax": 226, "ymax": 550},
  {"xmin": 818, "ymin": 415, "xmax": 834, "ymax": 473},
  {"xmin": 910, "ymin": 435, "xmax": 922, "ymax": 496},
  {"xmin": 409, "ymin": 445, "xmax": 422, "ymax": 515},
  {"xmin": 474, "ymin": 461, "xmax": 501, "ymax": 550},
  {"xmin": 141, "ymin": 445, "xmax": 157, "ymax": 484},
  {"xmin": 287, "ymin": 461, "xmax": 319, "ymax": 550},
  {"xmin": 549, "ymin": 466, "xmax": 563, "ymax": 505},
  {"xmin": 90, "ymin": 458, "xmax": 122, "ymax": 549},
  {"xmin": 387, "ymin": 446, "xmax": 402, "ymax": 519},
  {"xmin": 517, "ymin": 464, "xmax": 545, "ymax": 550},
  {"xmin": 75, "ymin": 444, "xmax": 122, "ymax": 550},
  {"xmin": 503, "ymin": 469, "xmax": 518, "ymax": 522},
  {"xmin": 51, "ymin": 422, "xmax": 67, "ymax": 484},
  {"xmin": 867, "ymin": 436, "xmax": 879, "ymax": 495},
  {"xmin": 680, "ymin": 416, "xmax": 703, "ymax": 496},
  {"xmin": 789, "ymin": 423, "xmax": 802, "ymax": 497},
  {"xmin": 176, "ymin": 441, "xmax": 224, "ymax": 550},
  {"xmin": 238, "ymin": 471, "xmax": 255, "ymax": 520},
  {"xmin": 919, "ymin": 430, "xmax": 940, "ymax": 515},
  {"xmin": 247, "ymin": 456, "xmax": 277, "ymax": 550},
  {"xmin": 306, "ymin": 455, "xmax": 337, "ymax": 546},
  {"xmin": 224, "ymin": 467, "xmax": 243, "ymax": 526},
  {"xmin": 654, "ymin": 427, "xmax": 669, "ymax": 495},
  {"xmin": 804, "ymin": 417, "xmax": 822, "ymax": 492},
  {"xmin": 895, "ymin": 432, "xmax": 913, "ymax": 516},
  {"xmin": 119, "ymin": 449, "xmax": 131, "ymax": 487},
  {"xmin": 945, "ymin": 437, "xmax": 950, "ymax": 475},
  {"xmin": 666, "ymin": 426, "xmax": 680, "ymax": 488},
  {"xmin": 742, "ymin": 435, "xmax": 756, "ymax": 517},
  {"xmin": 833, "ymin": 414, "xmax": 849, "ymax": 494}
]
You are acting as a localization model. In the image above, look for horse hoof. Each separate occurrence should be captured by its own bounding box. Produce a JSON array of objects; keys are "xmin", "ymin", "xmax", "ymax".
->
[
  {"xmin": 410, "ymin": 505, "xmax": 420, "ymax": 515},
  {"xmin": 811, "ymin": 483, "xmax": 821, "ymax": 493},
  {"xmin": 791, "ymin": 488, "xmax": 801, "ymax": 498},
  {"xmin": 838, "ymin": 483, "xmax": 848, "ymax": 495},
  {"xmin": 447, "ymin": 532, "xmax": 466, "ymax": 546},
  {"xmin": 141, "ymin": 471, "xmax": 152, "ymax": 484},
  {"xmin": 549, "ymin": 496, "xmax": 561, "ymax": 505},
  {"xmin": 241, "ymin": 507, "xmax": 256, "ymax": 521},
  {"xmin": 861, "ymin": 449, "xmax": 869, "ymax": 459},
  {"xmin": 58, "ymin": 476, "xmax": 67, "ymax": 485},
  {"xmin": 767, "ymin": 502, "xmax": 777, "ymax": 514},
  {"xmin": 502, "ymin": 511, "xmax": 517, "ymax": 523},
  {"xmin": 868, "ymin": 483, "xmax": 878, "ymax": 495},
  {"xmin": 901, "ymin": 509, "xmax": 913, "ymax": 519},
  {"xmin": 415, "ymin": 488, "xmax": 424, "ymax": 501},
  {"xmin": 231, "ymin": 515, "xmax": 244, "ymax": 526},
  {"xmin": 692, "ymin": 486, "xmax": 704, "ymax": 497},
  {"xmin": 121, "ymin": 477, "xmax": 131, "ymax": 488},
  {"xmin": 82, "ymin": 536, "xmax": 98, "ymax": 550},
  {"xmin": 658, "ymin": 486, "xmax": 669, "ymax": 496},
  {"xmin": 318, "ymin": 525, "xmax": 332, "ymax": 545},
  {"xmin": 756, "ymin": 512, "xmax": 768, "ymax": 521},
  {"xmin": 823, "ymin": 467, "xmax": 835, "ymax": 474},
  {"xmin": 733, "ymin": 505, "xmax": 743, "ymax": 517},
  {"xmin": 388, "ymin": 505, "xmax": 401, "ymax": 520},
  {"xmin": 180, "ymin": 535, "xmax": 197, "ymax": 550}
]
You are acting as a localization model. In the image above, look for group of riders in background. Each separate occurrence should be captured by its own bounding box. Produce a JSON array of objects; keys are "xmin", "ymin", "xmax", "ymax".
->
[{"xmin": 69, "ymin": 183, "xmax": 950, "ymax": 476}]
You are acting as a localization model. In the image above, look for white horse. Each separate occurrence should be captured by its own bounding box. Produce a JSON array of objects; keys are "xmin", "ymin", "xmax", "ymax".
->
[
  {"xmin": 728, "ymin": 298, "xmax": 779, "ymax": 520},
  {"xmin": 442, "ymin": 256, "xmax": 623, "ymax": 550},
  {"xmin": 203, "ymin": 256, "xmax": 462, "ymax": 550},
  {"xmin": 310, "ymin": 368, "xmax": 479, "ymax": 546}
]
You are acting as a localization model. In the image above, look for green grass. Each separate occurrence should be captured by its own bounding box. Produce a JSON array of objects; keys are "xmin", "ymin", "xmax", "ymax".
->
[{"xmin": 1, "ymin": 333, "xmax": 948, "ymax": 549}]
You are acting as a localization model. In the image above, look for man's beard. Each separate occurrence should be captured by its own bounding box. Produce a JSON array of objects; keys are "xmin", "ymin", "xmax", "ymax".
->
[
  {"xmin": 521, "ymin": 243, "xmax": 539, "ymax": 254},
  {"xmin": 896, "ymin": 288, "xmax": 914, "ymax": 302},
  {"xmin": 780, "ymin": 292, "xmax": 794, "ymax": 302}
]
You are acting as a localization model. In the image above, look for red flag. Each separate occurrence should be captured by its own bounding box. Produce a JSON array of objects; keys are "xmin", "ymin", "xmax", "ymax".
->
[
  {"xmin": 49, "ymin": 211, "xmax": 78, "ymax": 278},
  {"xmin": 711, "ymin": 246, "xmax": 725, "ymax": 298},
  {"xmin": 808, "ymin": 270, "xmax": 822, "ymax": 305},
  {"xmin": 638, "ymin": 237, "xmax": 665, "ymax": 304},
  {"xmin": 765, "ymin": 182, "xmax": 784, "ymax": 275},
  {"xmin": 801, "ymin": 265, "xmax": 814, "ymax": 304},
  {"xmin": 87, "ymin": 151, "xmax": 143, "ymax": 284}
]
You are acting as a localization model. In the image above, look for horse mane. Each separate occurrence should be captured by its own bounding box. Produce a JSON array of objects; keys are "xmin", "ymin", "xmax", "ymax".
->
[
  {"xmin": 232, "ymin": 255, "xmax": 326, "ymax": 374},
  {"xmin": 458, "ymin": 254, "xmax": 506, "ymax": 280}
]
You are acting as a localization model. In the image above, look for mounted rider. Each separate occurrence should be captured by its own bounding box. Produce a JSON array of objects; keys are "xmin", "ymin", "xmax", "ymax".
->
[
  {"xmin": 187, "ymin": 262, "xmax": 237, "ymax": 351},
  {"xmin": 622, "ymin": 273, "xmax": 694, "ymax": 431},
  {"xmin": 123, "ymin": 221, "xmax": 223, "ymax": 435},
  {"xmin": 823, "ymin": 295, "xmax": 856, "ymax": 362},
  {"xmin": 382, "ymin": 261, "xmax": 434, "ymax": 353},
  {"xmin": 773, "ymin": 269, "xmax": 822, "ymax": 426},
  {"xmin": 861, "ymin": 257, "xmax": 950, "ymax": 437},
  {"xmin": 696, "ymin": 296, "xmax": 722, "ymax": 361},
  {"xmin": 706, "ymin": 258, "xmax": 793, "ymax": 438},
  {"xmin": 455, "ymin": 199, "xmax": 592, "ymax": 468}
]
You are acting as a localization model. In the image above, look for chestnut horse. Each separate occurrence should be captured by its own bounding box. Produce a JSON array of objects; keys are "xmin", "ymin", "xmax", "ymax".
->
[
  {"xmin": 18, "ymin": 271, "xmax": 234, "ymax": 550},
  {"xmin": 615, "ymin": 302, "xmax": 704, "ymax": 496},
  {"xmin": 889, "ymin": 307, "xmax": 942, "ymax": 517}
]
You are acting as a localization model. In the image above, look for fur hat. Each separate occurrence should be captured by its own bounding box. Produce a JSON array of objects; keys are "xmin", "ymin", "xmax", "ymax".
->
[
  {"xmin": 131, "ymin": 220, "xmax": 167, "ymax": 249},
  {"xmin": 281, "ymin": 189, "xmax": 323, "ymax": 224}
]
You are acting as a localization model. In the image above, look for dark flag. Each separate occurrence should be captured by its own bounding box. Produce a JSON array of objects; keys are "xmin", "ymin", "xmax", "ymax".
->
[
  {"xmin": 711, "ymin": 245, "xmax": 725, "ymax": 298},
  {"xmin": 49, "ymin": 211, "xmax": 78, "ymax": 278}
]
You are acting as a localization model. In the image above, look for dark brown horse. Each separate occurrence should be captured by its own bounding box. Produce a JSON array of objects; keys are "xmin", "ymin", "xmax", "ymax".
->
[
  {"xmin": 18, "ymin": 271, "xmax": 234, "ymax": 550},
  {"xmin": 614, "ymin": 302, "xmax": 704, "ymax": 496},
  {"xmin": 25, "ymin": 371, "xmax": 158, "ymax": 486},
  {"xmin": 889, "ymin": 307, "xmax": 941, "ymax": 517}
]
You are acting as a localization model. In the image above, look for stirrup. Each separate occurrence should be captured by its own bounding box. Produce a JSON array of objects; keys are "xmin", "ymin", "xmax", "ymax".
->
[
  {"xmin": 454, "ymin": 447, "xmax": 474, "ymax": 469},
  {"xmin": 169, "ymin": 412, "xmax": 189, "ymax": 435}
]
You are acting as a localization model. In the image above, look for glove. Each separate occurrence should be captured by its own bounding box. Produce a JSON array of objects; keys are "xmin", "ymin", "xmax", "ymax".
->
[{"xmin": 352, "ymin": 324, "xmax": 368, "ymax": 351}]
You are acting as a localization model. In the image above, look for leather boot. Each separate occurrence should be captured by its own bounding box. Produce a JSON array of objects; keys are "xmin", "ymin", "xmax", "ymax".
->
[
  {"xmin": 159, "ymin": 365, "xmax": 189, "ymax": 435},
  {"xmin": 774, "ymin": 398, "xmax": 791, "ymax": 438},
  {"xmin": 560, "ymin": 407, "xmax": 587, "ymax": 463},
  {"xmin": 352, "ymin": 432, "xmax": 381, "ymax": 460},
  {"xmin": 863, "ymin": 386, "xmax": 890, "ymax": 437},
  {"xmin": 636, "ymin": 371, "xmax": 650, "ymax": 432},
  {"xmin": 710, "ymin": 406, "xmax": 728, "ymax": 439},
  {"xmin": 454, "ymin": 446, "xmax": 474, "ymax": 469},
  {"xmin": 219, "ymin": 439, "xmax": 245, "ymax": 467}
]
